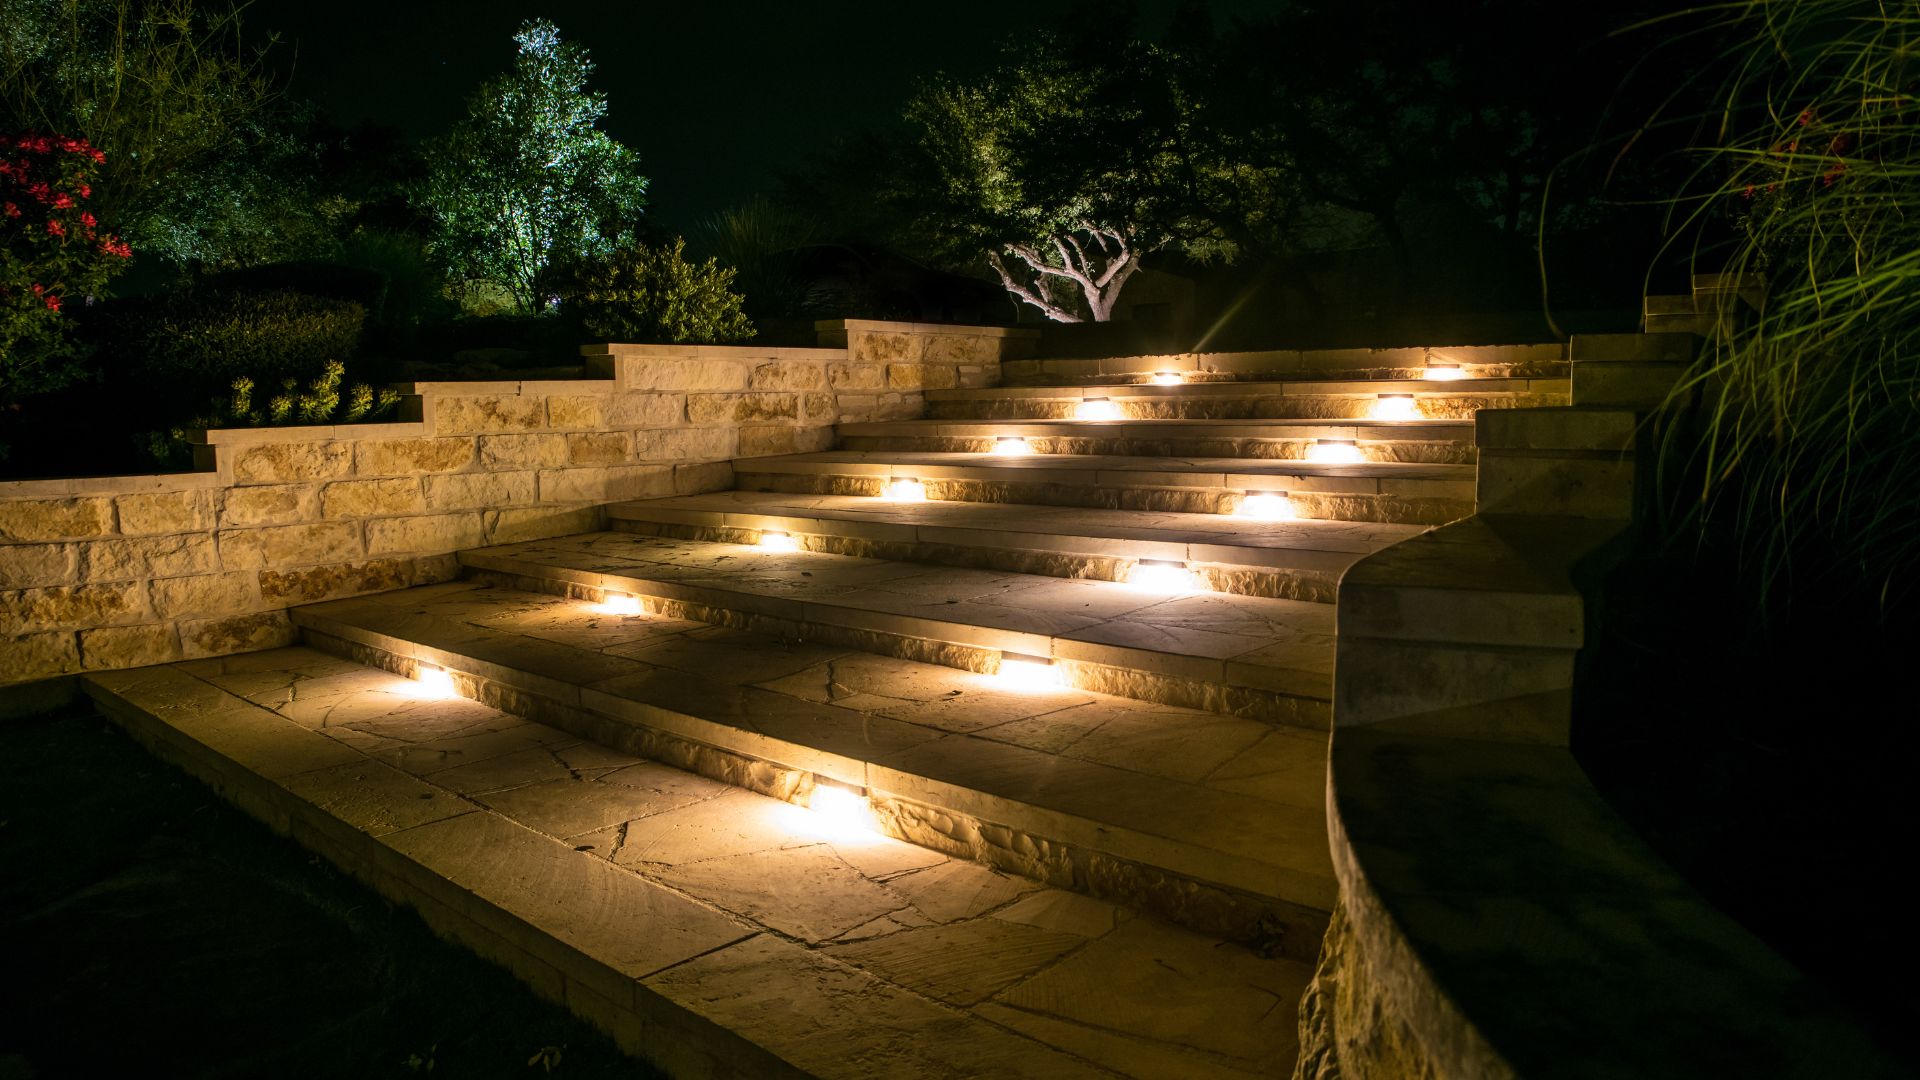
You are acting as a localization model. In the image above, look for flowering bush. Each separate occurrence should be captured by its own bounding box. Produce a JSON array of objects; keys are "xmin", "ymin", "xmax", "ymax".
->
[{"xmin": 1, "ymin": 132, "xmax": 131, "ymax": 400}]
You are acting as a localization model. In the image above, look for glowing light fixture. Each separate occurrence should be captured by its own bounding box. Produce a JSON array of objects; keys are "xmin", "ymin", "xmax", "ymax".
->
[
  {"xmin": 1237, "ymin": 491, "xmax": 1298, "ymax": 521},
  {"xmin": 997, "ymin": 652, "xmax": 1066, "ymax": 690},
  {"xmin": 992, "ymin": 436, "xmax": 1034, "ymax": 456},
  {"xmin": 1370, "ymin": 394, "xmax": 1420, "ymax": 421},
  {"xmin": 597, "ymin": 591, "xmax": 644, "ymax": 616},
  {"xmin": 410, "ymin": 664, "xmax": 458, "ymax": 699},
  {"xmin": 804, "ymin": 783, "xmax": 880, "ymax": 840},
  {"xmin": 885, "ymin": 477, "xmax": 927, "ymax": 501},
  {"xmin": 1129, "ymin": 559, "xmax": 1205, "ymax": 593},
  {"xmin": 1075, "ymin": 397, "xmax": 1122, "ymax": 421},
  {"xmin": 1150, "ymin": 370, "xmax": 1185, "ymax": 386},
  {"xmin": 1306, "ymin": 438, "xmax": 1365, "ymax": 464},
  {"xmin": 759, "ymin": 530, "xmax": 800, "ymax": 552},
  {"xmin": 1424, "ymin": 362, "xmax": 1467, "ymax": 382}
]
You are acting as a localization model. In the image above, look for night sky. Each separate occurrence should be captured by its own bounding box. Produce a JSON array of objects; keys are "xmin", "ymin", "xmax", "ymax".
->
[{"xmin": 244, "ymin": 0, "xmax": 1289, "ymax": 233}]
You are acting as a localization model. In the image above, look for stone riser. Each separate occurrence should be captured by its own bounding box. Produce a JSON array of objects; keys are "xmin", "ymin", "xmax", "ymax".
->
[
  {"xmin": 737, "ymin": 472, "xmax": 1474, "ymax": 528},
  {"xmin": 296, "ymin": 623, "xmax": 1332, "ymax": 960},
  {"xmin": 927, "ymin": 394, "xmax": 1564, "ymax": 422},
  {"xmin": 611, "ymin": 519, "xmax": 1341, "ymax": 603},
  {"xmin": 997, "ymin": 363, "xmax": 1571, "ymax": 387},
  {"xmin": 460, "ymin": 566, "xmax": 1331, "ymax": 729},
  {"xmin": 837, "ymin": 435, "xmax": 1477, "ymax": 465}
]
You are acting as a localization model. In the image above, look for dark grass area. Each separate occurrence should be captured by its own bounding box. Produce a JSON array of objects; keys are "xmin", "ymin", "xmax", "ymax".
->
[
  {"xmin": 0, "ymin": 707, "xmax": 666, "ymax": 1080},
  {"xmin": 1576, "ymin": 538, "xmax": 1920, "ymax": 1067}
]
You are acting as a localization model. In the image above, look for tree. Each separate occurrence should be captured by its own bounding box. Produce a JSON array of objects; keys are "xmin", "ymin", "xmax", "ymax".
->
[
  {"xmin": 551, "ymin": 239, "xmax": 753, "ymax": 345},
  {"xmin": 417, "ymin": 20, "xmax": 648, "ymax": 314},
  {"xmin": 0, "ymin": 0, "xmax": 295, "ymax": 267}
]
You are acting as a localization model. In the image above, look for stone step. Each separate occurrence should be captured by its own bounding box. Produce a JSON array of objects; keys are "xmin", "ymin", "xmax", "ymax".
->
[
  {"xmin": 926, "ymin": 377, "xmax": 1570, "ymax": 421},
  {"xmin": 735, "ymin": 450, "xmax": 1477, "ymax": 526},
  {"xmin": 86, "ymin": 653, "xmax": 1312, "ymax": 1079},
  {"xmin": 451, "ymin": 532, "xmax": 1337, "ymax": 727},
  {"xmin": 282, "ymin": 588, "xmax": 1336, "ymax": 950},
  {"xmin": 605, "ymin": 490, "xmax": 1425, "ymax": 603},
  {"xmin": 836, "ymin": 418, "xmax": 1477, "ymax": 465},
  {"xmin": 998, "ymin": 343, "xmax": 1569, "ymax": 386}
]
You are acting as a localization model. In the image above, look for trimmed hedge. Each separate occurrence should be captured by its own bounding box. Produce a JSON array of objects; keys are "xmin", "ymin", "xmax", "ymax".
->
[{"xmin": 88, "ymin": 288, "xmax": 365, "ymax": 382}]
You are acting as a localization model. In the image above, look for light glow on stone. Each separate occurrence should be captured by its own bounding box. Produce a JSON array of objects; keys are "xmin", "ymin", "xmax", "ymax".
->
[
  {"xmin": 1370, "ymin": 394, "xmax": 1420, "ymax": 421},
  {"xmin": 1075, "ymin": 397, "xmax": 1121, "ymax": 421},
  {"xmin": 992, "ymin": 436, "xmax": 1034, "ymax": 456},
  {"xmin": 1237, "ymin": 491, "xmax": 1298, "ymax": 520},
  {"xmin": 759, "ymin": 531, "xmax": 800, "ymax": 552},
  {"xmin": 1150, "ymin": 370, "xmax": 1185, "ymax": 386},
  {"xmin": 803, "ymin": 784, "xmax": 880, "ymax": 840},
  {"xmin": 410, "ymin": 665, "xmax": 458, "ymax": 699},
  {"xmin": 1423, "ymin": 363, "xmax": 1468, "ymax": 382},
  {"xmin": 1306, "ymin": 439, "xmax": 1365, "ymax": 464},
  {"xmin": 886, "ymin": 477, "xmax": 927, "ymax": 501},
  {"xmin": 597, "ymin": 592, "xmax": 644, "ymax": 616},
  {"xmin": 997, "ymin": 653, "xmax": 1066, "ymax": 690},
  {"xmin": 1128, "ymin": 559, "xmax": 1206, "ymax": 593}
]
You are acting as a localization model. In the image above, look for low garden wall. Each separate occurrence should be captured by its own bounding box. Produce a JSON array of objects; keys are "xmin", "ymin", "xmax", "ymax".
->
[{"xmin": 0, "ymin": 320, "xmax": 1036, "ymax": 692}]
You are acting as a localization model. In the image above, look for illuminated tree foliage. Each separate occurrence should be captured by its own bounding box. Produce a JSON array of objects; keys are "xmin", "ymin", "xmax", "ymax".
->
[
  {"xmin": 0, "ymin": 0, "xmax": 297, "ymax": 267},
  {"xmin": 418, "ymin": 20, "xmax": 648, "ymax": 314}
]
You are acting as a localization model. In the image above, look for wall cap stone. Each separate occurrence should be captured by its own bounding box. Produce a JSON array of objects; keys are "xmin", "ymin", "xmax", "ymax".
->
[{"xmin": 821, "ymin": 318, "xmax": 1043, "ymax": 338}]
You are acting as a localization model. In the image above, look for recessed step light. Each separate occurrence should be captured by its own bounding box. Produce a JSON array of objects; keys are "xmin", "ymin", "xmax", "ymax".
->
[
  {"xmin": 1305, "ymin": 438, "xmax": 1365, "ymax": 464},
  {"xmin": 1150, "ymin": 371, "xmax": 1185, "ymax": 386},
  {"xmin": 409, "ymin": 664, "xmax": 459, "ymax": 699},
  {"xmin": 1370, "ymin": 393, "xmax": 1419, "ymax": 421},
  {"xmin": 596, "ymin": 591, "xmax": 643, "ymax": 616},
  {"xmin": 758, "ymin": 531, "xmax": 800, "ymax": 552},
  {"xmin": 1128, "ymin": 559, "xmax": 1205, "ymax": 593},
  {"xmin": 1424, "ymin": 362, "xmax": 1467, "ymax": 381},
  {"xmin": 885, "ymin": 477, "xmax": 927, "ymax": 501},
  {"xmin": 1075, "ymin": 397, "xmax": 1121, "ymax": 421},
  {"xmin": 997, "ymin": 652, "xmax": 1065, "ymax": 690},
  {"xmin": 1236, "ymin": 491, "xmax": 1298, "ymax": 520},
  {"xmin": 992, "ymin": 436, "xmax": 1034, "ymax": 456},
  {"xmin": 801, "ymin": 782, "xmax": 878, "ymax": 840}
]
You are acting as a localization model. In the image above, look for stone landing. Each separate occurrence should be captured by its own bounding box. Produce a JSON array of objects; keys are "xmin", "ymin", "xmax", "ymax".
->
[{"xmin": 85, "ymin": 651, "xmax": 1310, "ymax": 1080}]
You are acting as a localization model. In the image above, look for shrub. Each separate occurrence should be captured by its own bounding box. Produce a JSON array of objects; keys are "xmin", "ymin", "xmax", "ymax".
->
[
  {"xmin": 143, "ymin": 360, "xmax": 400, "ymax": 466},
  {"xmin": 0, "ymin": 131, "xmax": 132, "ymax": 401},
  {"xmin": 553, "ymin": 239, "xmax": 754, "ymax": 344},
  {"xmin": 89, "ymin": 287, "xmax": 365, "ymax": 382}
]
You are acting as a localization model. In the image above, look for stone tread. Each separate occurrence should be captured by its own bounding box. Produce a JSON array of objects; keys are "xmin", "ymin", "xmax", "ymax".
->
[
  {"xmin": 736, "ymin": 450, "xmax": 1475, "ymax": 495},
  {"xmin": 607, "ymin": 490, "xmax": 1425, "ymax": 574},
  {"xmin": 84, "ymin": 654, "xmax": 1309, "ymax": 1079},
  {"xmin": 286, "ymin": 582, "xmax": 1336, "ymax": 909},
  {"xmin": 837, "ymin": 418, "xmax": 1476, "ymax": 442},
  {"xmin": 924, "ymin": 376, "xmax": 1570, "ymax": 401},
  {"xmin": 451, "ymin": 532, "xmax": 1338, "ymax": 703}
]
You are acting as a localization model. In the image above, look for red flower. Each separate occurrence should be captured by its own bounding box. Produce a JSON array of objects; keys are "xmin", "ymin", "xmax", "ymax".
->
[
  {"xmin": 2, "ymin": 202, "xmax": 18, "ymax": 218},
  {"xmin": 77, "ymin": 183, "xmax": 90, "ymax": 198},
  {"xmin": 79, "ymin": 211, "xmax": 96, "ymax": 227},
  {"xmin": 30, "ymin": 283, "xmax": 44, "ymax": 295},
  {"xmin": 46, "ymin": 219, "xmax": 64, "ymax": 237},
  {"xmin": 44, "ymin": 293, "xmax": 62, "ymax": 312},
  {"xmin": 52, "ymin": 192, "xmax": 73, "ymax": 209}
]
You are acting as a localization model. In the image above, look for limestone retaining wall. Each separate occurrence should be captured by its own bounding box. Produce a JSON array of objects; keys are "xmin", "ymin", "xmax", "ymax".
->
[{"xmin": 0, "ymin": 321, "xmax": 1036, "ymax": 689}]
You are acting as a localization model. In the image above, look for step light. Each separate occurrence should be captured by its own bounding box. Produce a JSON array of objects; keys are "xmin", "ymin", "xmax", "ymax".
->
[
  {"xmin": 1150, "ymin": 370, "xmax": 1185, "ymax": 386},
  {"xmin": 803, "ymin": 782, "xmax": 879, "ymax": 841},
  {"xmin": 1237, "ymin": 491, "xmax": 1298, "ymax": 520},
  {"xmin": 1128, "ymin": 558, "xmax": 1205, "ymax": 593},
  {"xmin": 1306, "ymin": 438, "xmax": 1365, "ymax": 464},
  {"xmin": 758, "ymin": 530, "xmax": 800, "ymax": 552},
  {"xmin": 997, "ymin": 652, "xmax": 1066, "ymax": 690},
  {"xmin": 596, "ymin": 591, "xmax": 644, "ymax": 616},
  {"xmin": 1370, "ymin": 393, "xmax": 1420, "ymax": 421},
  {"xmin": 1075, "ymin": 397, "xmax": 1121, "ymax": 421},
  {"xmin": 886, "ymin": 477, "xmax": 927, "ymax": 501},
  {"xmin": 409, "ymin": 664, "xmax": 459, "ymax": 699},
  {"xmin": 1423, "ymin": 362, "xmax": 1467, "ymax": 381},
  {"xmin": 992, "ymin": 436, "xmax": 1034, "ymax": 456}
]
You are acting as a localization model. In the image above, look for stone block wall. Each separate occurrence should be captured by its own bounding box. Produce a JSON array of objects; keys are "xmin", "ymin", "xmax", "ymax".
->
[{"xmin": 1, "ymin": 321, "xmax": 1030, "ymax": 687}]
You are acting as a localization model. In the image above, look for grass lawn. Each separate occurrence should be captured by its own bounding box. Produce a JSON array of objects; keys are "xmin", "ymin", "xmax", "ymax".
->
[{"xmin": 0, "ymin": 707, "xmax": 666, "ymax": 1079}]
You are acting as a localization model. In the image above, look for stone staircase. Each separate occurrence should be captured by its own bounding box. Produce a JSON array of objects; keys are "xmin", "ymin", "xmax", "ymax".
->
[{"xmin": 86, "ymin": 350, "xmax": 1572, "ymax": 1078}]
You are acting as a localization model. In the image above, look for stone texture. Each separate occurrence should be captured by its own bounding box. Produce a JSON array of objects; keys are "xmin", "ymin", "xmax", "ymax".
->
[
  {"xmin": 687, "ymin": 393, "xmax": 797, "ymax": 424},
  {"xmin": 0, "ymin": 497, "xmax": 113, "ymax": 542},
  {"xmin": 81, "ymin": 534, "xmax": 219, "ymax": 581},
  {"xmin": 433, "ymin": 395, "xmax": 546, "ymax": 434},
  {"xmin": 232, "ymin": 441, "xmax": 353, "ymax": 484},
  {"xmin": 484, "ymin": 506, "xmax": 604, "ymax": 546},
  {"xmin": 151, "ymin": 571, "xmax": 257, "ymax": 619},
  {"xmin": 78, "ymin": 622, "xmax": 180, "ymax": 668},
  {"xmin": 221, "ymin": 484, "xmax": 317, "ymax": 526},
  {"xmin": 364, "ymin": 513, "xmax": 486, "ymax": 556},
  {"xmin": 423, "ymin": 471, "xmax": 537, "ymax": 511},
  {"xmin": 536, "ymin": 466, "xmax": 673, "ymax": 504},
  {"xmin": 0, "ymin": 542, "xmax": 77, "ymax": 588},
  {"xmin": 565, "ymin": 432, "xmax": 630, "ymax": 466},
  {"xmin": 259, "ymin": 558, "xmax": 413, "ymax": 605},
  {"xmin": 219, "ymin": 522, "xmax": 362, "ymax": 569},
  {"xmin": 116, "ymin": 490, "xmax": 214, "ymax": 535},
  {"xmin": 748, "ymin": 361, "xmax": 827, "ymax": 391},
  {"xmin": 630, "ymin": 428, "xmax": 736, "ymax": 461},
  {"xmin": 321, "ymin": 477, "xmax": 426, "ymax": 519},
  {"xmin": 622, "ymin": 357, "xmax": 748, "ymax": 392},
  {"xmin": 1, "ymin": 581, "xmax": 150, "ymax": 632},
  {"xmin": 1, "ymin": 630, "xmax": 80, "ymax": 678},
  {"xmin": 179, "ymin": 610, "xmax": 295, "ymax": 657},
  {"xmin": 354, "ymin": 437, "xmax": 476, "ymax": 476},
  {"xmin": 479, "ymin": 433, "xmax": 571, "ymax": 471}
]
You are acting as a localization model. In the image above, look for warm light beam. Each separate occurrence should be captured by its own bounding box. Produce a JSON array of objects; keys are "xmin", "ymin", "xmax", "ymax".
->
[
  {"xmin": 597, "ymin": 592, "xmax": 643, "ymax": 616},
  {"xmin": 992, "ymin": 436, "xmax": 1034, "ymax": 456},
  {"xmin": 759, "ymin": 531, "xmax": 800, "ymax": 552},
  {"xmin": 886, "ymin": 478, "xmax": 928, "ymax": 501},
  {"xmin": 1075, "ymin": 397, "xmax": 1121, "ymax": 421},
  {"xmin": 1305, "ymin": 439, "xmax": 1365, "ymax": 464},
  {"xmin": 1369, "ymin": 394, "xmax": 1420, "ymax": 421},
  {"xmin": 1236, "ymin": 492, "xmax": 1298, "ymax": 520},
  {"xmin": 997, "ymin": 653, "xmax": 1066, "ymax": 690},
  {"xmin": 1128, "ymin": 560, "xmax": 1206, "ymax": 593}
]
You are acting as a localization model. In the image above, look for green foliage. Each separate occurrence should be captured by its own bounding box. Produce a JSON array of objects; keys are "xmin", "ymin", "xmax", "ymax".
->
[
  {"xmin": 417, "ymin": 19, "xmax": 649, "ymax": 314},
  {"xmin": 554, "ymin": 238, "xmax": 754, "ymax": 344},
  {"xmin": 90, "ymin": 288, "xmax": 364, "ymax": 381},
  {"xmin": 696, "ymin": 196, "xmax": 821, "ymax": 318},
  {"xmin": 333, "ymin": 229, "xmax": 452, "ymax": 339},
  {"xmin": 0, "ymin": 0, "xmax": 295, "ymax": 268},
  {"xmin": 145, "ymin": 360, "xmax": 400, "ymax": 466},
  {"xmin": 1646, "ymin": 0, "xmax": 1920, "ymax": 611},
  {"xmin": 0, "ymin": 131, "xmax": 130, "ymax": 402}
]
